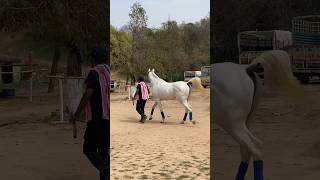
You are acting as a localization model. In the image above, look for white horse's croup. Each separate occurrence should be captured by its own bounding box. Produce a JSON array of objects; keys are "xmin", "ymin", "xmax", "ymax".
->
[
  {"xmin": 212, "ymin": 50, "xmax": 303, "ymax": 180},
  {"xmin": 148, "ymin": 69, "xmax": 203, "ymax": 124}
]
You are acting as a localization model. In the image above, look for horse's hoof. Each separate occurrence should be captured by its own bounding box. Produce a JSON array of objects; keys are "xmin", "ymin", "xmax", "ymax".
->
[
  {"xmin": 192, "ymin": 121, "xmax": 196, "ymax": 125},
  {"xmin": 180, "ymin": 120, "xmax": 185, "ymax": 124},
  {"xmin": 149, "ymin": 117, "xmax": 153, "ymax": 120},
  {"xmin": 160, "ymin": 121, "xmax": 164, "ymax": 124}
]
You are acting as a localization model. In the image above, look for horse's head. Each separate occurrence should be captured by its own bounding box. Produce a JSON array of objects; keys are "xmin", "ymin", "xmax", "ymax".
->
[
  {"xmin": 148, "ymin": 68, "xmax": 158, "ymax": 84},
  {"xmin": 148, "ymin": 68, "xmax": 153, "ymax": 81}
]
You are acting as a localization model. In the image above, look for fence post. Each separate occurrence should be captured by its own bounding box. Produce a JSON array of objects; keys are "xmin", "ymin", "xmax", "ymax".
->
[{"xmin": 27, "ymin": 52, "xmax": 33, "ymax": 102}]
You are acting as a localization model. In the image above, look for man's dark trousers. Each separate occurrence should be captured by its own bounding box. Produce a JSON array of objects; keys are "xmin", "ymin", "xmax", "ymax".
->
[
  {"xmin": 136, "ymin": 99, "xmax": 147, "ymax": 119},
  {"xmin": 83, "ymin": 119, "xmax": 110, "ymax": 180}
]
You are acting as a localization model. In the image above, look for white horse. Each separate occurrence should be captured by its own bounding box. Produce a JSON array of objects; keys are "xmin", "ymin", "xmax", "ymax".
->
[
  {"xmin": 212, "ymin": 50, "xmax": 302, "ymax": 180},
  {"xmin": 148, "ymin": 68, "xmax": 203, "ymax": 124}
]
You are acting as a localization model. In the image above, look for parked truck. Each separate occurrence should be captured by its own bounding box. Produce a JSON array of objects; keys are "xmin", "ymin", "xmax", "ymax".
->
[
  {"xmin": 184, "ymin": 70, "xmax": 201, "ymax": 82},
  {"xmin": 200, "ymin": 66, "xmax": 210, "ymax": 88},
  {"xmin": 289, "ymin": 15, "xmax": 320, "ymax": 83},
  {"xmin": 238, "ymin": 30, "xmax": 292, "ymax": 77},
  {"xmin": 238, "ymin": 15, "xmax": 320, "ymax": 83}
]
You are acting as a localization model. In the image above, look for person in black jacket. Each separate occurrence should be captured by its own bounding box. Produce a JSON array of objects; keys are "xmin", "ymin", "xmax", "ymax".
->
[
  {"xmin": 133, "ymin": 76, "xmax": 150, "ymax": 123},
  {"xmin": 72, "ymin": 46, "xmax": 110, "ymax": 180}
]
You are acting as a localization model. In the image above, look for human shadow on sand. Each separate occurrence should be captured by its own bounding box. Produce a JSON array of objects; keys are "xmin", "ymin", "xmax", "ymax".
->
[{"xmin": 120, "ymin": 119, "xmax": 182, "ymax": 126}]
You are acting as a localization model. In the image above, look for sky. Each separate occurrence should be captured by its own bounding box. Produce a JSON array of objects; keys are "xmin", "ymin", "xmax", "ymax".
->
[{"xmin": 111, "ymin": 0, "xmax": 210, "ymax": 29}]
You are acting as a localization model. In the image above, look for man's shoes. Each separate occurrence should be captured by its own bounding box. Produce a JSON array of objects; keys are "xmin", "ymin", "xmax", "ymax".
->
[
  {"xmin": 139, "ymin": 115, "xmax": 147, "ymax": 123},
  {"xmin": 143, "ymin": 115, "xmax": 147, "ymax": 121}
]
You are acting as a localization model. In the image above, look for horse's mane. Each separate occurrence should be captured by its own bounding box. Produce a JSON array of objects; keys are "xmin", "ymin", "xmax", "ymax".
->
[{"xmin": 152, "ymin": 72, "xmax": 167, "ymax": 83}]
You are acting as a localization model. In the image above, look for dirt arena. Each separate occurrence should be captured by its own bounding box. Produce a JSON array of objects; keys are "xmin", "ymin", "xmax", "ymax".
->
[
  {"xmin": 0, "ymin": 84, "xmax": 210, "ymax": 180},
  {"xmin": 2, "ymin": 81, "xmax": 319, "ymax": 180},
  {"xmin": 0, "ymin": 86, "xmax": 99, "ymax": 180},
  {"xmin": 213, "ymin": 84, "xmax": 320, "ymax": 180},
  {"xmin": 110, "ymin": 89, "xmax": 210, "ymax": 179}
]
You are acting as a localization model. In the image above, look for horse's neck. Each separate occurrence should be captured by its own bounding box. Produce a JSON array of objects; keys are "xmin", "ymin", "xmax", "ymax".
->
[{"xmin": 150, "ymin": 78, "xmax": 169, "ymax": 87}]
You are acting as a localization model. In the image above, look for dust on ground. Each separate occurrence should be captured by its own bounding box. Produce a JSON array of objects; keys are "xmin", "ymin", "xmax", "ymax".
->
[
  {"xmin": 213, "ymin": 84, "xmax": 320, "ymax": 180},
  {"xmin": 110, "ymin": 89, "xmax": 210, "ymax": 180},
  {"xmin": 0, "ymin": 79, "xmax": 98, "ymax": 180}
]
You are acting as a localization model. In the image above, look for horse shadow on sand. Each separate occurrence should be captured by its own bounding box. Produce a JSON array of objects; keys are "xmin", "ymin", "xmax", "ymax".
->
[{"xmin": 120, "ymin": 118, "xmax": 183, "ymax": 126}]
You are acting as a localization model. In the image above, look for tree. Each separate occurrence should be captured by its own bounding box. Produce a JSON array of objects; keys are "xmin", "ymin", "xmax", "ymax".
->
[
  {"xmin": 0, "ymin": 0, "xmax": 109, "ymax": 70},
  {"xmin": 111, "ymin": 3, "xmax": 210, "ymax": 82},
  {"xmin": 128, "ymin": 1, "xmax": 148, "ymax": 76},
  {"xmin": 110, "ymin": 26, "xmax": 132, "ymax": 72}
]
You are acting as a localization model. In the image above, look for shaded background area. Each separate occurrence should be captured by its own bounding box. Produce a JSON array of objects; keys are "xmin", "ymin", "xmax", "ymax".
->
[
  {"xmin": 211, "ymin": 0, "xmax": 320, "ymax": 63},
  {"xmin": 0, "ymin": 0, "xmax": 109, "ymax": 69},
  {"xmin": 0, "ymin": 1, "xmax": 109, "ymax": 180}
]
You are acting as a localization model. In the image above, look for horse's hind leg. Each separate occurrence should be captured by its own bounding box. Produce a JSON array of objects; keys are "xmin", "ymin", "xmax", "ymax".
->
[
  {"xmin": 245, "ymin": 127, "xmax": 263, "ymax": 149},
  {"xmin": 230, "ymin": 126, "xmax": 263, "ymax": 180},
  {"xmin": 158, "ymin": 101, "xmax": 165, "ymax": 123},
  {"xmin": 149, "ymin": 101, "xmax": 158, "ymax": 120},
  {"xmin": 243, "ymin": 125, "xmax": 264, "ymax": 180},
  {"xmin": 235, "ymin": 145, "xmax": 250, "ymax": 180},
  {"xmin": 180, "ymin": 107, "xmax": 188, "ymax": 124},
  {"xmin": 181, "ymin": 100, "xmax": 195, "ymax": 124}
]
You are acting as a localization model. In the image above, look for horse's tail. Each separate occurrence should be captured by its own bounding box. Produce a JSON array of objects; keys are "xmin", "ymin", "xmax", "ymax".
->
[
  {"xmin": 248, "ymin": 50, "xmax": 303, "ymax": 99},
  {"xmin": 187, "ymin": 77, "xmax": 204, "ymax": 92}
]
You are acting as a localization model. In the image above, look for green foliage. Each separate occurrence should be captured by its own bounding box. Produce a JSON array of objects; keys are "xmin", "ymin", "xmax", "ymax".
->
[
  {"xmin": 111, "ymin": 3, "xmax": 209, "ymax": 82},
  {"xmin": 110, "ymin": 26, "xmax": 132, "ymax": 72},
  {"xmin": 129, "ymin": 2, "xmax": 148, "ymax": 32},
  {"xmin": 129, "ymin": 2, "xmax": 149, "ymax": 77}
]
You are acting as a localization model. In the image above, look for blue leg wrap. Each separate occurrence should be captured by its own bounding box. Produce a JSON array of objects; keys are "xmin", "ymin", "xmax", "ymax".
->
[
  {"xmin": 235, "ymin": 161, "xmax": 248, "ymax": 180},
  {"xmin": 189, "ymin": 112, "xmax": 192, "ymax": 121},
  {"xmin": 161, "ymin": 111, "xmax": 165, "ymax": 119},
  {"xmin": 150, "ymin": 108, "xmax": 155, "ymax": 115},
  {"xmin": 254, "ymin": 160, "xmax": 263, "ymax": 180},
  {"xmin": 183, "ymin": 113, "xmax": 188, "ymax": 121}
]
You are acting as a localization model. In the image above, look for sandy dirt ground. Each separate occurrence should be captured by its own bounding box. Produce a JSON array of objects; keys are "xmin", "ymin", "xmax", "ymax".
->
[
  {"xmin": 110, "ymin": 89, "xmax": 210, "ymax": 180},
  {"xmin": 0, "ymin": 83, "xmax": 210, "ymax": 180},
  {"xmin": 0, "ymin": 85, "xmax": 99, "ymax": 180},
  {"xmin": 213, "ymin": 84, "xmax": 320, "ymax": 180},
  {"xmin": 4, "ymin": 79, "xmax": 320, "ymax": 180}
]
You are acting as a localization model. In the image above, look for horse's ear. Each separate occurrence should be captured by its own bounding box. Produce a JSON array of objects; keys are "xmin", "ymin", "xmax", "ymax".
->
[
  {"xmin": 152, "ymin": 68, "xmax": 155, "ymax": 72},
  {"xmin": 148, "ymin": 68, "xmax": 150, "ymax": 72}
]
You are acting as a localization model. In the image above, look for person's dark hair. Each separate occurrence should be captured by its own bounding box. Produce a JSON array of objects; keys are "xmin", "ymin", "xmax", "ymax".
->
[
  {"xmin": 138, "ymin": 76, "xmax": 144, "ymax": 82},
  {"xmin": 91, "ymin": 46, "xmax": 108, "ymax": 65}
]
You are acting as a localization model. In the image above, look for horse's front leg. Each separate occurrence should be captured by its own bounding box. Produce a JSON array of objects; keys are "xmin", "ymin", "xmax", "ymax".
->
[
  {"xmin": 158, "ymin": 101, "xmax": 165, "ymax": 123},
  {"xmin": 149, "ymin": 101, "xmax": 158, "ymax": 120}
]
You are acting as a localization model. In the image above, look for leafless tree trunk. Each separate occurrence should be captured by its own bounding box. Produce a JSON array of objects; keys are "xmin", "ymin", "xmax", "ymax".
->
[{"xmin": 48, "ymin": 45, "xmax": 60, "ymax": 93}]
